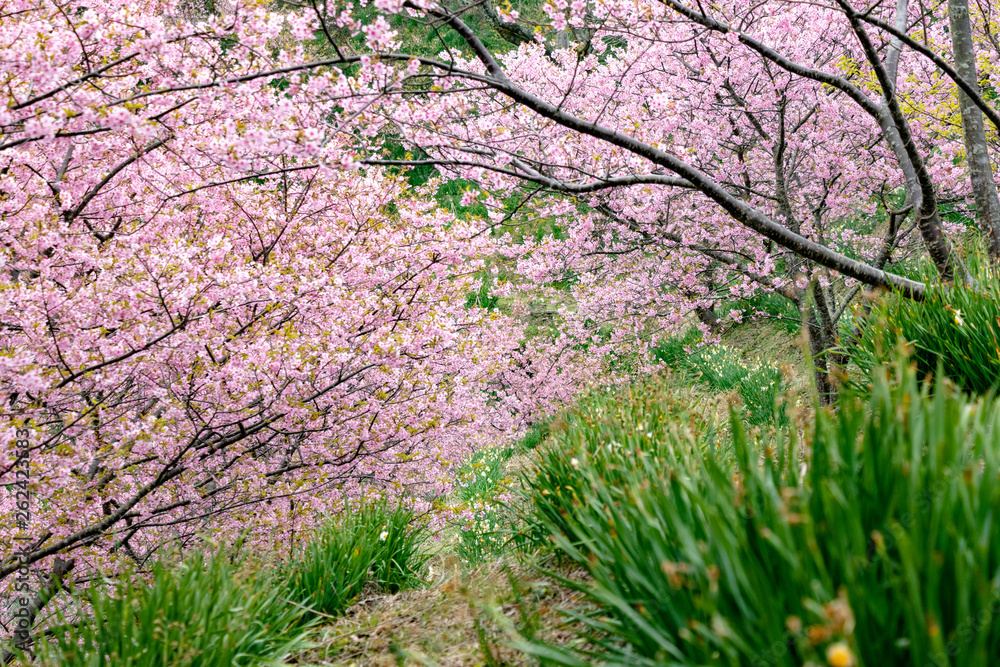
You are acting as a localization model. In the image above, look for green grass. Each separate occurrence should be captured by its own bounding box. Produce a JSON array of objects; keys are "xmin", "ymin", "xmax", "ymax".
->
[
  {"xmin": 655, "ymin": 331, "xmax": 787, "ymax": 425},
  {"xmin": 519, "ymin": 419, "xmax": 552, "ymax": 451},
  {"xmin": 452, "ymin": 419, "xmax": 557, "ymax": 564},
  {"xmin": 32, "ymin": 549, "xmax": 314, "ymax": 667},
  {"xmin": 843, "ymin": 257, "xmax": 1000, "ymax": 395},
  {"xmin": 28, "ymin": 502, "xmax": 430, "ymax": 665},
  {"xmin": 520, "ymin": 382, "xmax": 719, "ymax": 552},
  {"xmin": 737, "ymin": 362, "xmax": 787, "ymax": 426},
  {"xmin": 652, "ymin": 328, "xmax": 703, "ymax": 368},
  {"xmin": 686, "ymin": 344, "xmax": 751, "ymax": 391},
  {"xmin": 281, "ymin": 500, "xmax": 430, "ymax": 623},
  {"xmin": 455, "ymin": 446, "xmax": 519, "ymax": 565},
  {"xmin": 718, "ymin": 291, "xmax": 802, "ymax": 334},
  {"xmin": 518, "ymin": 357, "xmax": 1000, "ymax": 666}
]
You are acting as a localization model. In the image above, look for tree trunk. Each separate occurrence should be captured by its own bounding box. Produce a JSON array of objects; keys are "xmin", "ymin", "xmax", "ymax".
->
[
  {"xmin": 879, "ymin": 0, "xmax": 920, "ymax": 209},
  {"xmin": 806, "ymin": 306, "xmax": 835, "ymax": 405},
  {"xmin": 695, "ymin": 304, "xmax": 721, "ymax": 334},
  {"xmin": 805, "ymin": 281, "xmax": 846, "ymax": 406},
  {"xmin": 949, "ymin": 0, "xmax": 1000, "ymax": 260},
  {"xmin": 864, "ymin": 0, "xmax": 955, "ymax": 282}
]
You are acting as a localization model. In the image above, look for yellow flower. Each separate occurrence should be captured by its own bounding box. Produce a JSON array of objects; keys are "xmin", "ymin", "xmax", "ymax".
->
[{"xmin": 826, "ymin": 642, "xmax": 854, "ymax": 667}]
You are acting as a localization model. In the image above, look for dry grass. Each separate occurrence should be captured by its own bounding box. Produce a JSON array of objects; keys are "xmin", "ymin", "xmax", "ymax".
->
[{"xmin": 295, "ymin": 555, "xmax": 592, "ymax": 666}]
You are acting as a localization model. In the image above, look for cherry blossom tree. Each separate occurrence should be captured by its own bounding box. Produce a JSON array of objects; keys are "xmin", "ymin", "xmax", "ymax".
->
[
  {"xmin": 298, "ymin": 0, "xmax": 1000, "ymax": 397},
  {"xmin": 0, "ymin": 0, "xmax": 599, "ymax": 651},
  {"xmin": 6, "ymin": 0, "xmax": 1000, "ymax": 649}
]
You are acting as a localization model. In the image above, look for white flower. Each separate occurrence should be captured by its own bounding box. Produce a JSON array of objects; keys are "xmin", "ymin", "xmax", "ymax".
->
[
  {"xmin": 379, "ymin": 530, "xmax": 388, "ymax": 541},
  {"xmin": 954, "ymin": 309, "xmax": 965, "ymax": 327},
  {"xmin": 570, "ymin": 457, "xmax": 580, "ymax": 469}
]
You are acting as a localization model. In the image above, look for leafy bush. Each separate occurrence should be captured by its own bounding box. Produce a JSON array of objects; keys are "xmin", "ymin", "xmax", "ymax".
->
[
  {"xmin": 720, "ymin": 290, "xmax": 802, "ymax": 334},
  {"xmin": 652, "ymin": 328, "xmax": 703, "ymax": 368},
  {"xmin": 281, "ymin": 500, "xmax": 429, "ymax": 622},
  {"xmin": 521, "ymin": 361, "xmax": 1000, "ymax": 666},
  {"xmin": 34, "ymin": 550, "xmax": 314, "ymax": 667},
  {"xmin": 844, "ymin": 262, "xmax": 1000, "ymax": 395}
]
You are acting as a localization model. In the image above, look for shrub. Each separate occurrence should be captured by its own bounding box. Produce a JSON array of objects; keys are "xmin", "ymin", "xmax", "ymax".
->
[
  {"xmin": 843, "ymin": 261, "xmax": 1000, "ymax": 395},
  {"xmin": 652, "ymin": 328, "xmax": 703, "ymax": 368},
  {"xmin": 720, "ymin": 290, "xmax": 802, "ymax": 334},
  {"xmin": 281, "ymin": 500, "xmax": 429, "ymax": 622},
  {"xmin": 520, "ymin": 361, "xmax": 1000, "ymax": 666},
  {"xmin": 33, "ymin": 550, "xmax": 314, "ymax": 667}
]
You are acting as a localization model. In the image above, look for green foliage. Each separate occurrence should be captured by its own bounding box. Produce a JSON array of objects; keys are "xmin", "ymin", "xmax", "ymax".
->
[
  {"xmin": 451, "ymin": 419, "xmax": 553, "ymax": 563},
  {"xmin": 521, "ymin": 384, "xmax": 717, "ymax": 551},
  {"xmin": 457, "ymin": 446, "xmax": 517, "ymax": 504},
  {"xmin": 281, "ymin": 500, "xmax": 429, "ymax": 622},
  {"xmin": 520, "ymin": 360, "xmax": 1000, "ymax": 666},
  {"xmin": 304, "ymin": 0, "xmax": 543, "ymax": 67},
  {"xmin": 655, "ymin": 330, "xmax": 786, "ymax": 425},
  {"xmin": 455, "ymin": 446, "xmax": 518, "ymax": 564},
  {"xmin": 458, "ymin": 505, "xmax": 512, "ymax": 565},
  {"xmin": 465, "ymin": 274, "xmax": 500, "ymax": 310},
  {"xmin": 34, "ymin": 550, "xmax": 314, "ymax": 667},
  {"xmin": 651, "ymin": 328, "xmax": 703, "ymax": 367},
  {"xmin": 378, "ymin": 139, "xmax": 438, "ymax": 187},
  {"xmin": 436, "ymin": 178, "xmax": 490, "ymax": 219},
  {"xmin": 518, "ymin": 419, "xmax": 552, "ymax": 452},
  {"xmin": 686, "ymin": 344, "xmax": 751, "ymax": 391},
  {"xmin": 718, "ymin": 291, "xmax": 802, "ymax": 334},
  {"xmin": 843, "ymin": 262, "xmax": 1000, "ymax": 395},
  {"xmin": 29, "ymin": 504, "xmax": 429, "ymax": 665},
  {"xmin": 737, "ymin": 362, "xmax": 787, "ymax": 426}
]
